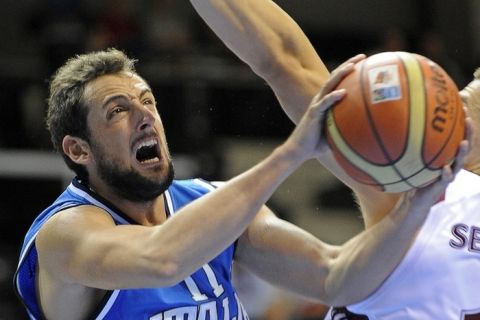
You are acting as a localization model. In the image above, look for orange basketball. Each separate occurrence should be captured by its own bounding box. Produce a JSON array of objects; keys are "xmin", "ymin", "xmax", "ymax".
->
[{"xmin": 326, "ymin": 51, "xmax": 465, "ymax": 192}]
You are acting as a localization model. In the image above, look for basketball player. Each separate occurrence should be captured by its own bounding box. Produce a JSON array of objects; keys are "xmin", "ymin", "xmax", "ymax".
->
[
  {"xmin": 190, "ymin": 0, "xmax": 480, "ymax": 318},
  {"xmin": 13, "ymin": 48, "xmax": 468, "ymax": 319}
]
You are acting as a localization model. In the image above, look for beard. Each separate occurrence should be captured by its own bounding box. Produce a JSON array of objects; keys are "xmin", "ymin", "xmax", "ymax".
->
[{"xmin": 93, "ymin": 146, "xmax": 175, "ymax": 203}]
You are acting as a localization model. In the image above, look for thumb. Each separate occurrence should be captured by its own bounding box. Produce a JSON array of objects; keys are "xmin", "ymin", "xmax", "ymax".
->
[{"xmin": 310, "ymin": 89, "xmax": 346, "ymax": 116}]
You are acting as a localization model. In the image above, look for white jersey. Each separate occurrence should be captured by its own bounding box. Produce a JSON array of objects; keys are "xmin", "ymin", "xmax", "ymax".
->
[{"xmin": 325, "ymin": 169, "xmax": 480, "ymax": 320}]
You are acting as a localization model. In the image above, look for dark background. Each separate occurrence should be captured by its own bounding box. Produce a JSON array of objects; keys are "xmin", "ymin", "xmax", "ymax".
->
[{"xmin": 0, "ymin": 0, "xmax": 479, "ymax": 318}]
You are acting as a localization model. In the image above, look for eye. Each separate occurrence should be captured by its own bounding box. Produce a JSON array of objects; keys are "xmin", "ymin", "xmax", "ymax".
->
[
  {"xmin": 143, "ymin": 98, "xmax": 155, "ymax": 105},
  {"xmin": 108, "ymin": 105, "xmax": 127, "ymax": 119},
  {"xmin": 112, "ymin": 106, "xmax": 126, "ymax": 114}
]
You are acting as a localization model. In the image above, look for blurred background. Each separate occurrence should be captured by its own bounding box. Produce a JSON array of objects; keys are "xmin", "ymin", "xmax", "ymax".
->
[{"xmin": 0, "ymin": 0, "xmax": 479, "ymax": 318}]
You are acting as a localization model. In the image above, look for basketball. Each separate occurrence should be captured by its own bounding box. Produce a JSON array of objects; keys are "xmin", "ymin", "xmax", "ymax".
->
[{"xmin": 326, "ymin": 51, "xmax": 465, "ymax": 192}]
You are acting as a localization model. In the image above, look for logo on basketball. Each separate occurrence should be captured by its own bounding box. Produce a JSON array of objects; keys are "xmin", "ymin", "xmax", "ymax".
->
[
  {"xmin": 368, "ymin": 65, "xmax": 402, "ymax": 103},
  {"xmin": 326, "ymin": 51, "xmax": 464, "ymax": 192}
]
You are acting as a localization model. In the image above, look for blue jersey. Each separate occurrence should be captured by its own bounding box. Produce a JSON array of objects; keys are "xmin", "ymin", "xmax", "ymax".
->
[{"xmin": 14, "ymin": 178, "xmax": 248, "ymax": 320}]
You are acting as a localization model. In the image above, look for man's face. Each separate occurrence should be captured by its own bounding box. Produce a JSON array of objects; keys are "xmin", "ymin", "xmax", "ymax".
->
[
  {"xmin": 460, "ymin": 78, "xmax": 480, "ymax": 171},
  {"xmin": 83, "ymin": 72, "xmax": 174, "ymax": 202}
]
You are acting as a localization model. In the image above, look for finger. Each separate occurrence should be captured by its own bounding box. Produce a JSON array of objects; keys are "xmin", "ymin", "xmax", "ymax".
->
[
  {"xmin": 311, "ymin": 89, "xmax": 346, "ymax": 114},
  {"xmin": 318, "ymin": 63, "xmax": 356, "ymax": 99},
  {"xmin": 464, "ymin": 117, "xmax": 473, "ymax": 147},
  {"xmin": 414, "ymin": 128, "xmax": 469, "ymax": 203},
  {"xmin": 449, "ymin": 117, "xmax": 471, "ymax": 174},
  {"xmin": 336, "ymin": 54, "xmax": 366, "ymax": 70},
  {"xmin": 330, "ymin": 54, "xmax": 366, "ymax": 80},
  {"xmin": 397, "ymin": 123, "xmax": 468, "ymax": 213},
  {"xmin": 312, "ymin": 55, "xmax": 366, "ymax": 104},
  {"xmin": 325, "ymin": 54, "xmax": 366, "ymax": 87},
  {"xmin": 451, "ymin": 140, "xmax": 469, "ymax": 175},
  {"xmin": 440, "ymin": 164, "xmax": 454, "ymax": 185},
  {"xmin": 410, "ymin": 168, "xmax": 451, "ymax": 207}
]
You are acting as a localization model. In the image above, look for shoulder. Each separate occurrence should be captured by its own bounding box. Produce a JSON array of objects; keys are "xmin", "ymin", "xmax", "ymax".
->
[
  {"xmin": 38, "ymin": 205, "xmax": 115, "ymax": 237},
  {"xmin": 36, "ymin": 205, "xmax": 115, "ymax": 261},
  {"xmin": 169, "ymin": 179, "xmax": 224, "ymax": 194}
]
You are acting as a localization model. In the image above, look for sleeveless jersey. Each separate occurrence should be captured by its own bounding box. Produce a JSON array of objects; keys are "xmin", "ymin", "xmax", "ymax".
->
[
  {"xmin": 14, "ymin": 178, "xmax": 248, "ymax": 320},
  {"xmin": 325, "ymin": 169, "xmax": 480, "ymax": 320}
]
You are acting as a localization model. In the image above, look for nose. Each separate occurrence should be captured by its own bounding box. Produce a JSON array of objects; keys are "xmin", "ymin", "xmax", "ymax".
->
[{"xmin": 134, "ymin": 102, "xmax": 156, "ymax": 132}]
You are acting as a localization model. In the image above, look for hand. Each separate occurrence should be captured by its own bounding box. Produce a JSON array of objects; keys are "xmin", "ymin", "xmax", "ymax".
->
[
  {"xmin": 306, "ymin": 54, "xmax": 367, "ymax": 155},
  {"xmin": 392, "ymin": 118, "xmax": 472, "ymax": 219},
  {"xmin": 315, "ymin": 54, "xmax": 366, "ymax": 100},
  {"xmin": 283, "ymin": 54, "xmax": 368, "ymax": 162},
  {"xmin": 283, "ymin": 87, "xmax": 346, "ymax": 162}
]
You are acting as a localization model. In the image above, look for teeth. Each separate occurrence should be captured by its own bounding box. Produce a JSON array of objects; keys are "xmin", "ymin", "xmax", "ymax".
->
[
  {"xmin": 140, "ymin": 157, "xmax": 160, "ymax": 164},
  {"xmin": 136, "ymin": 139, "xmax": 157, "ymax": 150}
]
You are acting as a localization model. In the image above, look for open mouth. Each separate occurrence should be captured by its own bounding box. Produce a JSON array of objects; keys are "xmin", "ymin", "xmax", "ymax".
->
[{"xmin": 135, "ymin": 138, "xmax": 161, "ymax": 165}]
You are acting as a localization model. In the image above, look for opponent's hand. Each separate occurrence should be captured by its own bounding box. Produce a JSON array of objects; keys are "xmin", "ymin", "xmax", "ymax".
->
[
  {"xmin": 304, "ymin": 54, "xmax": 367, "ymax": 155},
  {"xmin": 391, "ymin": 117, "xmax": 472, "ymax": 220},
  {"xmin": 282, "ymin": 88, "xmax": 346, "ymax": 162},
  {"xmin": 316, "ymin": 54, "xmax": 366, "ymax": 100}
]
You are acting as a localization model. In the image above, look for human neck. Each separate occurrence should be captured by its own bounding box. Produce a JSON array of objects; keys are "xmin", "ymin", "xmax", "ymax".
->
[
  {"xmin": 112, "ymin": 193, "xmax": 167, "ymax": 226},
  {"xmin": 88, "ymin": 179, "xmax": 167, "ymax": 226}
]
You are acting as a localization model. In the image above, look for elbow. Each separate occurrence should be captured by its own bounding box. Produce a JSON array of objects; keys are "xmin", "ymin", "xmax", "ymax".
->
[
  {"xmin": 251, "ymin": 53, "xmax": 290, "ymax": 81},
  {"xmin": 318, "ymin": 250, "xmax": 356, "ymax": 307},
  {"xmin": 141, "ymin": 249, "xmax": 186, "ymax": 286},
  {"xmin": 152, "ymin": 260, "xmax": 183, "ymax": 286},
  {"xmin": 322, "ymin": 283, "xmax": 350, "ymax": 308},
  {"xmin": 321, "ymin": 259, "xmax": 368, "ymax": 307}
]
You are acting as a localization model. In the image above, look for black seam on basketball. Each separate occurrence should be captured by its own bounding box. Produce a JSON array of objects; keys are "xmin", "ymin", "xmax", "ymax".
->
[
  {"xmin": 384, "ymin": 53, "xmax": 417, "ymax": 188},
  {"xmin": 385, "ymin": 58, "xmax": 446, "ymax": 184},
  {"xmin": 383, "ymin": 54, "xmax": 433, "ymax": 186},
  {"xmin": 391, "ymin": 53, "xmax": 410, "ymax": 162},
  {"xmin": 330, "ymin": 67, "xmax": 391, "ymax": 168},
  {"xmin": 376, "ymin": 59, "xmax": 458, "ymax": 184},
  {"xmin": 329, "ymin": 137, "xmax": 384, "ymax": 190},
  {"xmin": 380, "ymin": 59, "xmax": 460, "ymax": 184},
  {"xmin": 423, "ymin": 66, "xmax": 461, "ymax": 170},
  {"xmin": 361, "ymin": 53, "xmax": 415, "ymax": 188},
  {"xmin": 420, "ymin": 57, "xmax": 429, "ymax": 169}
]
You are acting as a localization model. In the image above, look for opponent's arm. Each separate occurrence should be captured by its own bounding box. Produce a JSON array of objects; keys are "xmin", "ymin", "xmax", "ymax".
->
[
  {"xmin": 190, "ymin": 0, "xmax": 401, "ymax": 225},
  {"xmin": 36, "ymin": 87, "xmax": 346, "ymax": 291},
  {"xmin": 236, "ymin": 139, "xmax": 469, "ymax": 306},
  {"xmin": 190, "ymin": 0, "xmax": 329, "ymax": 123}
]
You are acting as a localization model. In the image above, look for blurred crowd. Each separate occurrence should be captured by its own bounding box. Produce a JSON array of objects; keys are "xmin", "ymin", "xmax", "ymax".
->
[
  {"xmin": 0, "ymin": 0, "xmax": 476, "ymax": 151},
  {"xmin": 0, "ymin": 0, "xmax": 478, "ymax": 319}
]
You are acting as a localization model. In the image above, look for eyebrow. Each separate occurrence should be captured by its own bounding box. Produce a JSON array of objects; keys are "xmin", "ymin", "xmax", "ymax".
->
[
  {"xmin": 101, "ymin": 88, "xmax": 153, "ymax": 109},
  {"xmin": 139, "ymin": 88, "xmax": 153, "ymax": 99}
]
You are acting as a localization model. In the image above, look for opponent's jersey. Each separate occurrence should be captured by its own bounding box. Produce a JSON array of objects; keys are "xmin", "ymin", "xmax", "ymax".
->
[
  {"xmin": 14, "ymin": 178, "xmax": 248, "ymax": 320},
  {"xmin": 325, "ymin": 169, "xmax": 480, "ymax": 320}
]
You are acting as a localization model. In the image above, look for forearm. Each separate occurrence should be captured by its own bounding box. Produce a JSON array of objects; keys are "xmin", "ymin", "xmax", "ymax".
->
[
  {"xmin": 324, "ymin": 194, "xmax": 426, "ymax": 305},
  {"xmin": 154, "ymin": 144, "xmax": 302, "ymax": 282},
  {"xmin": 238, "ymin": 193, "xmax": 426, "ymax": 306},
  {"xmin": 150, "ymin": 84, "xmax": 342, "ymax": 283},
  {"xmin": 191, "ymin": 0, "xmax": 400, "ymax": 219},
  {"xmin": 40, "ymin": 146, "xmax": 304, "ymax": 290},
  {"xmin": 190, "ymin": 0, "xmax": 328, "ymax": 122}
]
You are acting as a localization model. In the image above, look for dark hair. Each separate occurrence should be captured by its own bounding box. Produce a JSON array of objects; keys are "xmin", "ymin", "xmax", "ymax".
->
[{"xmin": 46, "ymin": 48, "xmax": 137, "ymax": 182}]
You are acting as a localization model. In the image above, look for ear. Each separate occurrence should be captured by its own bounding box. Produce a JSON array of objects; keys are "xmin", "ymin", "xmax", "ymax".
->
[{"xmin": 62, "ymin": 135, "xmax": 91, "ymax": 165}]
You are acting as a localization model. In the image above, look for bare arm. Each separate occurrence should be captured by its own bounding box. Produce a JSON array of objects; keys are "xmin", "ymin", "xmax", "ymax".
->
[
  {"xmin": 191, "ymin": 0, "xmax": 472, "ymax": 304},
  {"xmin": 36, "ymin": 87, "xmax": 346, "ymax": 290},
  {"xmin": 191, "ymin": 0, "xmax": 329, "ymax": 123},
  {"xmin": 237, "ymin": 141, "xmax": 469, "ymax": 306},
  {"xmin": 190, "ymin": 0, "xmax": 402, "ymax": 225}
]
